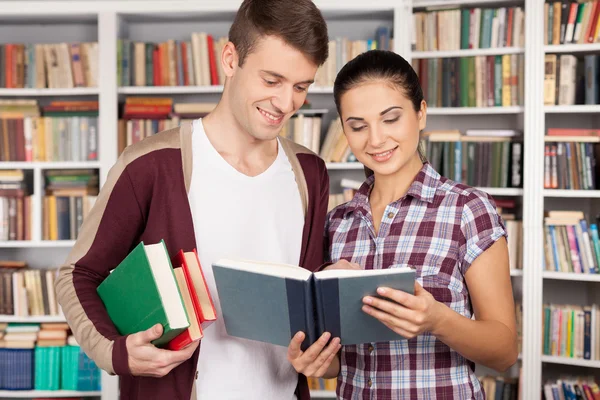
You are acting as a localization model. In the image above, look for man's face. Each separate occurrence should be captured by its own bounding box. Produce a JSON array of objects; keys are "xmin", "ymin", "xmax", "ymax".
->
[{"xmin": 226, "ymin": 35, "xmax": 319, "ymax": 142}]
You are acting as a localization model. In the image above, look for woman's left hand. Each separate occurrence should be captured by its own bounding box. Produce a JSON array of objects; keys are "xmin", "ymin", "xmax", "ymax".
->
[{"xmin": 362, "ymin": 281, "xmax": 445, "ymax": 339}]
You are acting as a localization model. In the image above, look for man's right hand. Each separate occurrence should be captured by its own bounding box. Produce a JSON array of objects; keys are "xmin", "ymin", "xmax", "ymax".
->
[
  {"xmin": 324, "ymin": 259, "xmax": 362, "ymax": 271},
  {"xmin": 126, "ymin": 324, "xmax": 199, "ymax": 378}
]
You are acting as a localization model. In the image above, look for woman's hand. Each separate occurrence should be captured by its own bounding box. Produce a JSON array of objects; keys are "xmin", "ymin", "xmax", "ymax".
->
[
  {"xmin": 287, "ymin": 331, "xmax": 341, "ymax": 378},
  {"xmin": 361, "ymin": 281, "xmax": 445, "ymax": 339}
]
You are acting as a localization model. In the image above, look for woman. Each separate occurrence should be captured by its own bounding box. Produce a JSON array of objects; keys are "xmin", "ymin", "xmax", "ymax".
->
[{"xmin": 322, "ymin": 50, "xmax": 516, "ymax": 398}]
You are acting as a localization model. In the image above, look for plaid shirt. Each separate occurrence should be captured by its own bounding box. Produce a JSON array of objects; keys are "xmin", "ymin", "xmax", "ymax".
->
[{"xmin": 325, "ymin": 162, "xmax": 507, "ymax": 399}]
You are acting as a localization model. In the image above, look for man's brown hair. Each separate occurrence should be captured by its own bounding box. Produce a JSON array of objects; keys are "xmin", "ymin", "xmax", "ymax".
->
[{"xmin": 229, "ymin": 0, "xmax": 329, "ymax": 67}]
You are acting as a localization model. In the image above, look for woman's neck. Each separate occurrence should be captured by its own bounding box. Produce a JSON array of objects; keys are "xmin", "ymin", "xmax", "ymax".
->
[{"xmin": 369, "ymin": 154, "xmax": 424, "ymax": 207}]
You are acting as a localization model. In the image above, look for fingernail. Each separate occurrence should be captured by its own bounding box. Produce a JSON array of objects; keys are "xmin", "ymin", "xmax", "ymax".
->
[
  {"xmin": 362, "ymin": 305, "xmax": 371, "ymax": 313},
  {"xmin": 364, "ymin": 297, "xmax": 372, "ymax": 305},
  {"xmin": 296, "ymin": 332, "xmax": 304, "ymax": 339},
  {"xmin": 377, "ymin": 287, "xmax": 386, "ymax": 295}
]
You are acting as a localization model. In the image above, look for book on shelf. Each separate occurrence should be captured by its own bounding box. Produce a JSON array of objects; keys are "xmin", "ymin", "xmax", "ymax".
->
[
  {"xmin": 0, "ymin": 169, "xmax": 32, "ymax": 241},
  {"xmin": 544, "ymin": 54, "xmax": 600, "ymax": 106},
  {"xmin": 543, "ymin": 133, "xmax": 600, "ymax": 190},
  {"xmin": 0, "ymin": 42, "xmax": 98, "ymax": 89},
  {"xmin": 543, "ymin": 302, "xmax": 600, "ymax": 361},
  {"xmin": 0, "ymin": 261, "xmax": 62, "ymax": 319},
  {"xmin": 412, "ymin": 6, "xmax": 525, "ymax": 52},
  {"xmin": 543, "ymin": 377, "xmax": 600, "ymax": 400},
  {"xmin": 413, "ymin": 54, "xmax": 524, "ymax": 108},
  {"xmin": 544, "ymin": 1, "xmax": 600, "ymax": 46},
  {"xmin": 543, "ymin": 210, "xmax": 600, "ymax": 275},
  {"xmin": 479, "ymin": 376, "xmax": 519, "ymax": 400},
  {"xmin": 328, "ymin": 178, "xmax": 362, "ymax": 212},
  {"xmin": 212, "ymin": 259, "xmax": 416, "ymax": 350},
  {"xmin": 496, "ymin": 198, "xmax": 523, "ymax": 271},
  {"xmin": 97, "ymin": 240, "xmax": 214, "ymax": 350},
  {"xmin": 0, "ymin": 99, "xmax": 99, "ymax": 162},
  {"xmin": 307, "ymin": 376, "xmax": 337, "ymax": 392},
  {"xmin": 421, "ymin": 129, "xmax": 523, "ymax": 189},
  {"xmin": 42, "ymin": 169, "xmax": 98, "ymax": 241}
]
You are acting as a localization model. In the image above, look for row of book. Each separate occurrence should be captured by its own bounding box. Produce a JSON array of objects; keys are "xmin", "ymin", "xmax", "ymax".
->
[
  {"xmin": 544, "ymin": 140, "xmax": 599, "ymax": 190},
  {"xmin": 0, "ymin": 100, "xmax": 99, "ymax": 162},
  {"xmin": 307, "ymin": 376, "xmax": 337, "ymax": 392},
  {"xmin": 42, "ymin": 169, "xmax": 98, "ymax": 241},
  {"xmin": 480, "ymin": 375, "xmax": 519, "ymax": 400},
  {"xmin": 0, "ymin": 263, "xmax": 61, "ymax": 318},
  {"xmin": 0, "ymin": 42, "xmax": 98, "ymax": 89},
  {"xmin": 543, "ymin": 211, "xmax": 600, "ymax": 275},
  {"xmin": 314, "ymin": 27, "xmax": 392, "ymax": 88},
  {"xmin": 421, "ymin": 130, "xmax": 523, "ymax": 189},
  {"xmin": 542, "ymin": 303, "xmax": 600, "ymax": 361},
  {"xmin": 543, "ymin": 377, "xmax": 600, "ymax": 400},
  {"xmin": 0, "ymin": 170, "xmax": 31, "ymax": 241},
  {"xmin": 412, "ymin": 6, "xmax": 525, "ymax": 52},
  {"xmin": 544, "ymin": 54, "xmax": 600, "ymax": 106},
  {"xmin": 545, "ymin": 1, "xmax": 600, "ymax": 45},
  {"xmin": 117, "ymin": 27, "xmax": 393, "ymax": 89},
  {"xmin": 0, "ymin": 323, "xmax": 101, "ymax": 392},
  {"xmin": 413, "ymin": 55, "xmax": 524, "ymax": 108}
]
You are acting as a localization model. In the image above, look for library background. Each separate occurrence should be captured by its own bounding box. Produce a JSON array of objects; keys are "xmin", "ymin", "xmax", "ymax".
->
[{"xmin": 0, "ymin": 0, "xmax": 599, "ymax": 398}]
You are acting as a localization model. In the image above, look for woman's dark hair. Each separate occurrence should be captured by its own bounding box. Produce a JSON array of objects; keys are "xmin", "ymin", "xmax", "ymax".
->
[{"xmin": 333, "ymin": 50, "xmax": 427, "ymax": 177}]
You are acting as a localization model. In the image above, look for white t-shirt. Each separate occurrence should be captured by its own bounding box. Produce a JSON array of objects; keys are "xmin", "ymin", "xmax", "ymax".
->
[{"xmin": 189, "ymin": 119, "xmax": 304, "ymax": 400}]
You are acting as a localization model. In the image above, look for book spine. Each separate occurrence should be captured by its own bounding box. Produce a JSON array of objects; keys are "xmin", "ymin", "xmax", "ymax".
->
[
  {"xmin": 285, "ymin": 278, "xmax": 311, "ymax": 351},
  {"xmin": 314, "ymin": 278, "xmax": 341, "ymax": 342}
]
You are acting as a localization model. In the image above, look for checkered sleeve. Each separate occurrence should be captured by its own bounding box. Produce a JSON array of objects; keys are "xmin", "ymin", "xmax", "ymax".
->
[{"xmin": 459, "ymin": 191, "xmax": 508, "ymax": 273}]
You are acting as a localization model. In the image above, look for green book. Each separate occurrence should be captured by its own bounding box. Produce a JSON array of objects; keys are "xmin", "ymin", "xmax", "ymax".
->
[{"xmin": 97, "ymin": 240, "xmax": 190, "ymax": 348}]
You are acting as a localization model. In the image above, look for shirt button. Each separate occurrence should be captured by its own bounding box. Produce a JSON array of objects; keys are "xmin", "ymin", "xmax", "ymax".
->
[
  {"xmin": 367, "ymin": 378, "xmax": 373, "ymax": 387},
  {"xmin": 368, "ymin": 344, "xmax": 374, "ymax": 353},
  {"xmin": 387, "ymin": 212, "xmax": 394, "ymax": 219}
]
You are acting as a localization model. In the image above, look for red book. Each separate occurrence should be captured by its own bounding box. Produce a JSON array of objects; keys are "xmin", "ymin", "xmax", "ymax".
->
[
  {"xmin": 207, "ymin": 35, "xmax": 219, "ymax": 86},
  {"xmin": 167, "ymin": 249, "xmax": 216, "ymax": 350},
  {"xmin": 179, "ymin": 249, "xmax": 216, "ymax": 329}
]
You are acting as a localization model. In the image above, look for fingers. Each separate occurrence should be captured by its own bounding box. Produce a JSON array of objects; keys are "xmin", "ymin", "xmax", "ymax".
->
[
  {"xmin": 362, "ymin": 304, "xmax": 418, "ymax": 337},
  {"xmin": 326, "ymin": 260, "xmax": 361, "ymax": 271},
  {"xmin": 304, "ymin": 337, "xmax": 341, "ymax": 376},
  {"xmin": 287, "ymin": 331, "xmax": 305, "ymax": 361},
  {"xmin": 363, "ymin": 295, "xmax": 415, "ymax": 320},
  {"xmin": 301, "ymin": 332, "xmax": 331, "ymax": 361},
  {"xmin": 135, "ymin": 323, "xmax": 163, "ymax": 345},
  {"xmin": 375, "ymin": 287, "xmax": 420, "ymax": 309}
]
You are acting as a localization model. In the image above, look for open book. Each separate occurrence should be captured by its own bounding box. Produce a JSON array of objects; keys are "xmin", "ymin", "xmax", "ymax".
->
[{"xmin": 212, "ymin": 259, "xmax": 416, "ymax": 350}]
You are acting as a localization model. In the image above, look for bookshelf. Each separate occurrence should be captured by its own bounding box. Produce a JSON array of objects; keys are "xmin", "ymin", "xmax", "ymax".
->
[{"xmin": 1, "ymin": 0, "xmax": 599, "ymax": 399}]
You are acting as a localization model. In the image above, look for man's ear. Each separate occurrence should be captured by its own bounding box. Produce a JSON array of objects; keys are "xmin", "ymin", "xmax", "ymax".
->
[
  {"xmin": 221, "ymin": 41, "xmax": 239, "ymax": 78},
  {"xmin": 418, "ymin": 100, "xmax": 427, "ymax": 131}
]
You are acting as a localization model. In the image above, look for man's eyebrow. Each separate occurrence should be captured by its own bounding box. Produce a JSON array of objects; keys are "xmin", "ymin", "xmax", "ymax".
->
[{"xmin": 260, "ymin": 70, "xmax": 314, "ymax": 85}]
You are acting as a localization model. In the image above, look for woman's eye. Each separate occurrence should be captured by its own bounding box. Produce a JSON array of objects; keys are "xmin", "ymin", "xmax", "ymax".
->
[
  {"xmin": 264, "ymin": 80, "xmax": 277, "ymax": 86},
  {"xmin": 384, "ymin": 117, "xmax": 399, "ymax": 124},
  {"xmin": 351, "ymin": 126, "xmax": 366, "ymax": 132}
]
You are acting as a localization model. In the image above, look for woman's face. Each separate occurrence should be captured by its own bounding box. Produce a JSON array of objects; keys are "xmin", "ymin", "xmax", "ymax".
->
[{"xmin": 339, "ymin": 80, "xmax": 426, "ymax": 177}]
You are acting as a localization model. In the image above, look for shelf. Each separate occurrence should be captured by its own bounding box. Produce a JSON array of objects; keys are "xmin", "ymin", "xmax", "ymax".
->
[
  {"xmin": 118, "ymin": 86, "xmax": 334, "ymax": 95},
  {"xmin": 478, "ymin": 187, "xmax": 523, "ymax": 196},
  {"xmin": 427, "ymin": 106, "xmax": 524, "ymax": 115},
  {"xmin": 541, "ymin": 355, "xmax": 600, "ymax": 368},
  {"xmin": 545, "ymin": 43, "xmax": 600, "ymax": 54},
  {"xmin": 412, "ymin": 47, "xmax": 524, "ymax": 59},
  {"xmin": 543, "ymin": 271, "xmax": 600, "ymax": 282},
  {"xmin": 326, "ymin": 163, "xmax": 364, "ymax": 170},
  {"xmin": 510, "ymin": 269, "xmax": 523, "ymax": 277},
  {"xmin": 0, "ymin": 315, "xmax": 66, "ymax": 323},
  {"xmin": 544, "ymin": 189, "xmax": 600, "ymax": 198},
  {"xmin": 545, "ymin": 105, "xmax": 600, "ymax": 113},
  {"xmin": 310, "ymin": 390, "xmax": 336, "ymax": 398},
  {"xmin": 0, "ymin": 240, "xmax": 76, "ymax": 248},
  {"xmin": 0, "ymin": 162, "xmax": 101, "ymax": 170},
  {"xmin": 0, "ymin": 88, "xmax": 99, "ymax": 97},
  {"xmin": 413, "ymin": 0, "xmax": 524, "ymax": 7},
  {"xmin": 0, "ymin": 390, "xmax": 100, "ymax": 398}
]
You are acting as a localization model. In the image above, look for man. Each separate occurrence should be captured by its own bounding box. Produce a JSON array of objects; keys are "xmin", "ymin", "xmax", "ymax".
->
[{"xmin": 55, "ymin": 0, "xmax": 339, "ymax": 398}]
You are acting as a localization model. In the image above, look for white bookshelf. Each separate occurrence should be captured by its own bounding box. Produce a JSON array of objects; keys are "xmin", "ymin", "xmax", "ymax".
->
[
  {"xmin": 542, "ymin": 271, "xmax": 600, "ymax": 283},
  {"xmin": 1, "ymin": 0, "xmax": 597, "ymax": 399},
  {"xmin": 310, "ymin": 390, "xmax": 337, "ymax": 398},
  {"xmin": 426, "ymin": 106, "xmax": 524, "ymax": 115},
  {"xmin": 544, "ymin": 43, "xmax": 600, "ymax": 54},
  {"xmin": 412, "ymin": 47, "xmax": 524, "ymax": 59},
  {"xmin": 541, "ymin": 356, "xmax": 600, "ymax": 369},
  {"xmin": 0, "ymin": 315, "xmax": 66, "ymax": 323}
]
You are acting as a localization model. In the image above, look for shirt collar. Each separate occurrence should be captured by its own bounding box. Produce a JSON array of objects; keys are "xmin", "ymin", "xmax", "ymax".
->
[{"xmin": 344, "ymin": 162, "xmax": 440, "ymax": 217}]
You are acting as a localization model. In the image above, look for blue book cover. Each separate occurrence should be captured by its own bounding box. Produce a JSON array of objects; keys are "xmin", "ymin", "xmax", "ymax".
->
[{"xmin": 212, "ymin": 259, "xmax": 416, "ymax": 350}]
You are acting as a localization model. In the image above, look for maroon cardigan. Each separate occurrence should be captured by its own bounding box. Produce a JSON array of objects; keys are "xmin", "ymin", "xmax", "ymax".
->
[{"xmin": 55, "ymin": 122, "xmax": 330, "ymax": 399}]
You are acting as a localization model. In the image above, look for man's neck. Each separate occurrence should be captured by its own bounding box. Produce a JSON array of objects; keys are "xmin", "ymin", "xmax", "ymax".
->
[{"xmin": 202, "ymin": 100, "xmax": 279, "ymax": 177}]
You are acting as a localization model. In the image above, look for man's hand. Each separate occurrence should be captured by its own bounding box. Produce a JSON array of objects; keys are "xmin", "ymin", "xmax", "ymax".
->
[
  {"xmin": 287, "ymin": 331, "xmax": 341, "ymax": 378},
  {"xmin": 323, "ymin": 259, "xmax": 361, "ymax": 271},
  {"xmin": 126, "ymin": 324, "xmax": 199, "ymax": 378}
]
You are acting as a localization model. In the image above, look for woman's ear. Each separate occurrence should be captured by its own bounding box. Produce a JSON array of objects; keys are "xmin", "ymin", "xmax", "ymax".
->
[{"xmin": 418, "ymin": 100, "xmax": 427, "ymax": 131}]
